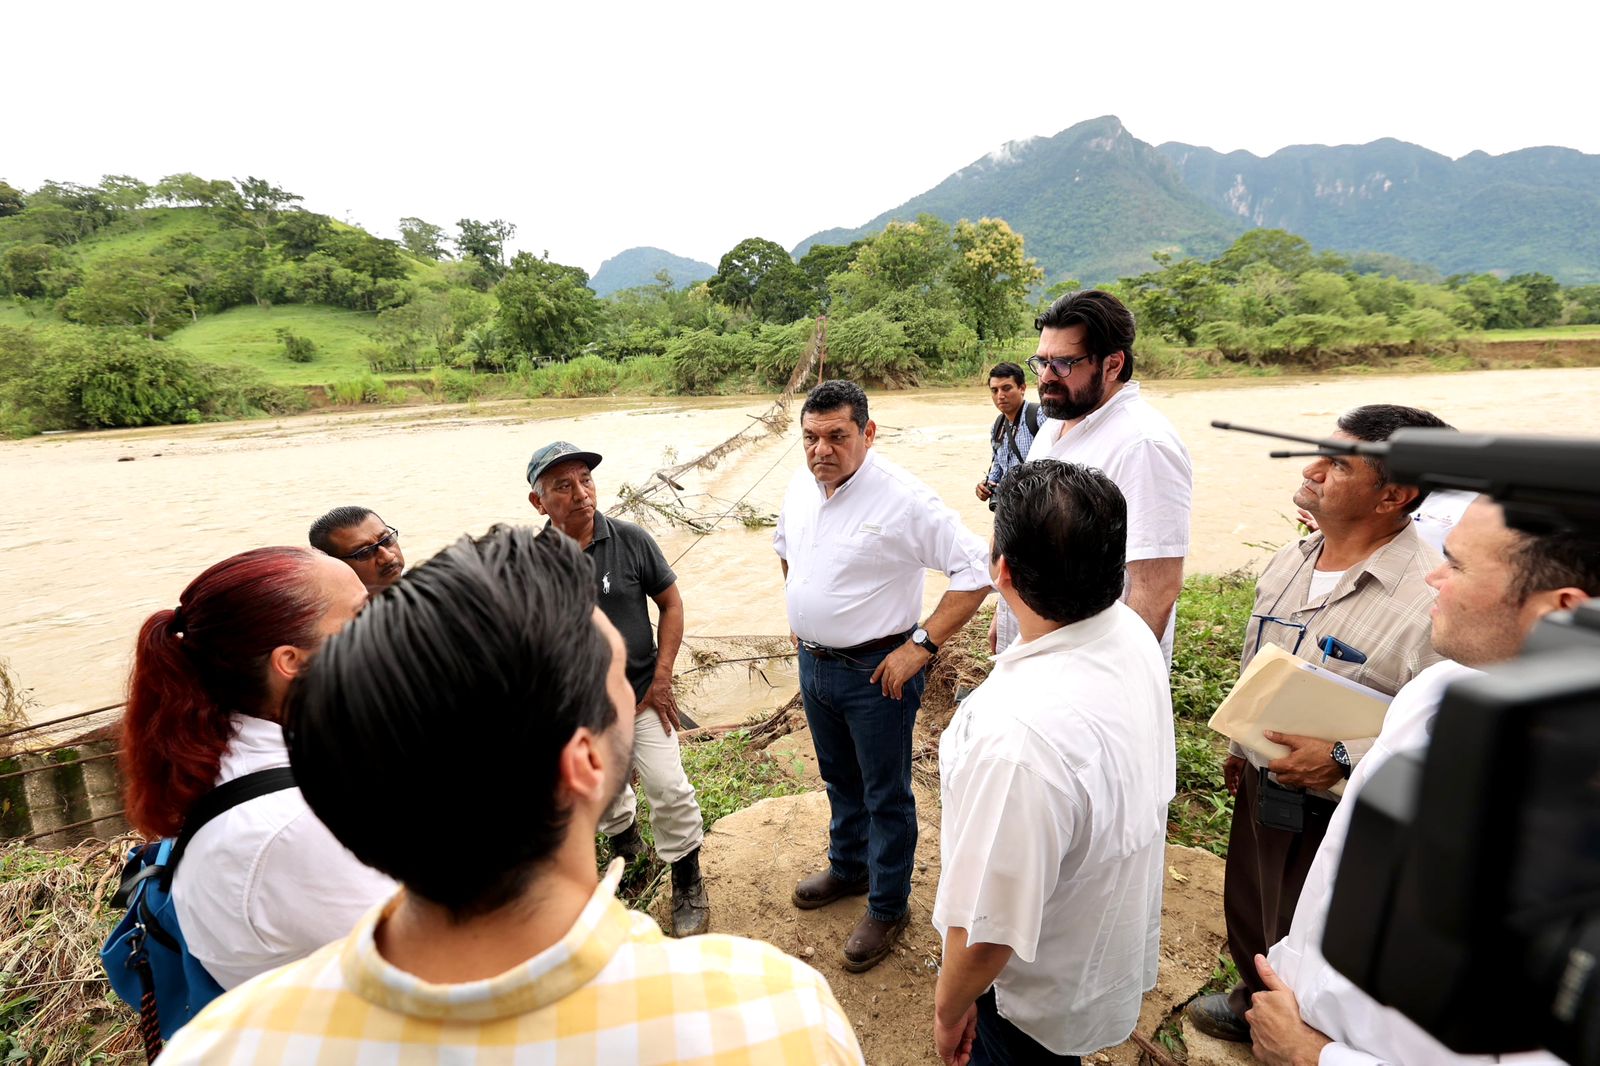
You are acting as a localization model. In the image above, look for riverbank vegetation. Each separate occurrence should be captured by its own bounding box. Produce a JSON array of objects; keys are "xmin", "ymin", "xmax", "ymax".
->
[{"xmin": 4, "ymin": 173, "xmax": 1600, "ymax": 435}]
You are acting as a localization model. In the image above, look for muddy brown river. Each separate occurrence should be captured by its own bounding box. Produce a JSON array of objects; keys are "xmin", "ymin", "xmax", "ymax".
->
[{"xmin": 4, "ymin": 367, "xmax": 1598, "ymax": 729}]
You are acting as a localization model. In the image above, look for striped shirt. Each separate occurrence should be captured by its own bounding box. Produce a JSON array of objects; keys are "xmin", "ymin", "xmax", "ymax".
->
[
  {"xmin": 1231, "ymin": 522, "xmax": 1444, "ymax": 792},
  {"xmin": 160, "ymin": 863, "xmax": 864, "ymax": 1065}
]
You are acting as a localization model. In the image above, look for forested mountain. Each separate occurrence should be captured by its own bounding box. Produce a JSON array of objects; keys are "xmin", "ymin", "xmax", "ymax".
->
[
  {"xmin": 796, "ymin": 116, "xmax": 1241, "ymax": 285},
  {"xmin": 589, "ymin": 246, "xmax": 714, "ymax": 296},
  {"xmin": 1159, "ymin": 139, "xmax": 1600, "ymax": 283},
  {"xmin": 797, "ymin": 117, "xmax": 1600, "ymax": 285}
]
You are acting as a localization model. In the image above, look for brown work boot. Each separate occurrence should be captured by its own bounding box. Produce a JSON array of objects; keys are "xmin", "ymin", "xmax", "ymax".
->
[
  {"xmin": 792, "ymin": 868, "xmax": 870, "ymax": 910},
  {"xmin": 842, "ymin": 910, "xmax": 909, "ymax": 973}
]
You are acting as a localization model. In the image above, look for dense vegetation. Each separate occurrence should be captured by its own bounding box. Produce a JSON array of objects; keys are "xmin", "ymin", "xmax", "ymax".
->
[
  {"xmin": 1109, "ymin": 228, "xmax": 1600, "ymax": 364},
  {"xmin": 2, "ymin": 171, "xmax": 1597, "ymax": 436}
]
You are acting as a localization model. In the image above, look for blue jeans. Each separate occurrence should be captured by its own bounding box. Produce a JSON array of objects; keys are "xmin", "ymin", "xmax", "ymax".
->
[
  {"xmin": 974, "ymin": 989, "xmax": 1081, "ymax": 1065},
  {"xmin": 797, "ymin": 643, "xmax": 924, "ymax": 922}
]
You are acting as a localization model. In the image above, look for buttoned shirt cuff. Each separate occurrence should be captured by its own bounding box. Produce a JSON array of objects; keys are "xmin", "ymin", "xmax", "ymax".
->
[{"xmin": 1319, "ymin": 1041, "xmax": 1388, "ymax": 1066}]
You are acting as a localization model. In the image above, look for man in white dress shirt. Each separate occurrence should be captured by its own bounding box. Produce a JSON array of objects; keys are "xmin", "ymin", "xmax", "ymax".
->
[
  {"xmin": 933, "ymin": 461, "xmax": 1175, "ymax": 1065},
  {"xmin": 1247, "ymin": 497, "xmax": 1599, "ymax": 1066},
  {"xmin": 1006, "ymin": 289, "xmax": 1193, "ymax": 663},
  {"xmin": 776, "ymin": 379, "xmax": 991, "ymax": 974}
]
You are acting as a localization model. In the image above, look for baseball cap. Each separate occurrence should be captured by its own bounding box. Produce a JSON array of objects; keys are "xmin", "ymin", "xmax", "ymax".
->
[{"xmin": 526, "ymin": 441, "xmax": 603, "ymax": 488}]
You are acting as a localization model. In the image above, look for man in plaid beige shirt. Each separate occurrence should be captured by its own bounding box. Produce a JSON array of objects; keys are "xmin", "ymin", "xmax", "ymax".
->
[
  {"xmin": 160, "ymin": 525, "xmax": 863, "ymax": 1065},
  {"xmin": 1187, "ymin": 405, "xmax": 1450, "ymax": 1046}
]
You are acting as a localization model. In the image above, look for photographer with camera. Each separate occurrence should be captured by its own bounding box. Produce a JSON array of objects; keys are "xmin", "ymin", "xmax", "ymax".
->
[{"xmin": 1246, "ymin": 496, "xmax": 1600, "ymax": 1066}]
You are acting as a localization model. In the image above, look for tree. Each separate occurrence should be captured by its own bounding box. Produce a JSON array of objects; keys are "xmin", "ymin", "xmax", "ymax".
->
[
  {"xmin": 1119, "ymin": 253, "xmax": 1227, "ymax": 344},
  {"xmin": 398, "ymin": 217, "xmax": 450, "ymax": 261},
  {"xmin": 152, "ymin": 173, "xmax": 234, "ymax": 207},
  {"xmin": 273, "ymin": 211, "xmax": 332, "ymax": 259},
  {"xmin": 798, "ymin": 240, "xmax": 863, "ymax": 309},
  {"xmin": 1215, "ymin": 229, "xmax": 1317, "ymax": 279},
  {"xmin": 0, "ymin": 244, "xmax": 67, "ymax": 298},
  {"xmin": 752, "ymin": 260, "xmax": 817, "ymax": 323},
  {"xmin": 99, "ymin": 175, "xmax": 152, "ymax": 213},
  {"xmin": 707, "ymin": 237, "xmax": 794, "ymax": 311},
  {"xmin": 59, "ymin": 255, "xmax": 191, "ymax": 339},
  {"xmin": 948, "ymin": 217, "xmax": 1043, "ymax": 340},
  {"xmin": 0, "ymin": 181, "xmax": 26, "ymax": 217},
  {"xmin": 234, "ymin": 176, "xmax": 303, "ymax": 217},
  {"xmin": 847, "ymin": 216, "xmax": 955, "ymax": 296},
  {"xmin": 1507, "ymin": 273, "xmax": 1563, "ymax": 328},
  {"xmin": 494, "ymin": 252, "xmax": 601, "ymax": 360},
  {"xmin": 455, "ymin": 218, "xmax": 517, "ymax": 279}
]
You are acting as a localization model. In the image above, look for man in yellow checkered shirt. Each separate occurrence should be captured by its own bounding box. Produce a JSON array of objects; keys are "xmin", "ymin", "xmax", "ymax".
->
[{"xmin": 161, "ymin": 525, "xmax": 863, "ymax": 1065}]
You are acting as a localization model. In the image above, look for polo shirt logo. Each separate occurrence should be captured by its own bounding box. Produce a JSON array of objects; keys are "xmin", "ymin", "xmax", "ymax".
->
[{"xmin": 602, "ymin": 571, "xmax": 612, "ymax": 594}]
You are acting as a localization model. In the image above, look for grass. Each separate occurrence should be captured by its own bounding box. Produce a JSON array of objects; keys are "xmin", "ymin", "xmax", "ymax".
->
[
  {"xmin": 1168, "ymin": 571, "xmax": 1256, "ymax": 856},
  {"xmin": 1475, "ymin": 323, "xmax": 1600, "ymax": 342},
  {"xmin": 0, "ymin": 839, "xmax": 138, "ymax": 1065},
  {"xmin": 71, "ymin": 208, "xmax": 224, "ymax": 266},
  {"xmin": 167, "ymin": 304, "xmax": 386, "ymax": 385}
]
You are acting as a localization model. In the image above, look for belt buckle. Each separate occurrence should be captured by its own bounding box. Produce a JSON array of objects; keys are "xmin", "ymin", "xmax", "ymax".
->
[{"xmin": 801, "ymin": 641, "xmax": 836, "ymax": 661}]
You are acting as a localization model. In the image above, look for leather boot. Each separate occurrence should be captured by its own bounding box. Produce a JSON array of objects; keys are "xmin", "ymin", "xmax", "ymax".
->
[
  {"xmin": 608, "ymin": 823, "xmax": 644, "ymax": 863},
  {"xmin": 842, "ymin": 910, "xmax": 909, "ymax": 973},
  {"xmin": 671, "ymin": 847, "xmax": 710, "ymax": 937}
]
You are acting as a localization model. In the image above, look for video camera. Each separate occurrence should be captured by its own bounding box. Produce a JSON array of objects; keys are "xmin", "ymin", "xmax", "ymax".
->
[{"xmin": 1214, "ymin": 422, "xmax": 1600, "ymax": 1065}]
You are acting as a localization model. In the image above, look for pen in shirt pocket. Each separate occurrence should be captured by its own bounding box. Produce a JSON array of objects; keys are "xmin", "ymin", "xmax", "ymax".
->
[{"xmin": 1319, "ymin": 635, "xmax": 1367, "ymax": 665}]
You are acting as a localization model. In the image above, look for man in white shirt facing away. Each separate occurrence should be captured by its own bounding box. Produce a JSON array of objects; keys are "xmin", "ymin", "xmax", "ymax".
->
[
  {"xmin": 1009, "ymin": 289, "xmax": 1193, "ymax": 664},
  {"xmin": 933, "ymin": 461, "xmax": 1175, "ymax": 1065},
  {"xmin": 776, "ymin": 379, "xmax": 991, "ymax": 974},
  {"xmin": 1249, "ymin": 497, "xmax": 1599, "ymax": 1066}
]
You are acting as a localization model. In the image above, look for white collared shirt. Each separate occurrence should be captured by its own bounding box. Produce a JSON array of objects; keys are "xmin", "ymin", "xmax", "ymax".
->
[
  {"xmin": 933, "ymin": 601, "xmax": 1176, "ymax": 1055},
  {"xmin": 1267, "ymin": 661, "xmax": 1561, "ymax": 1066},
  {"xmin": 170, "ymin": 714, "xmax": 396, "ymax": 990},
  {"xmin": 1025, "ymin": 381, "xmax": 1193, "ymax": 660},
  {"xmin": 774, "ymin": 448, "xmax": 991, "ymax": 648}
]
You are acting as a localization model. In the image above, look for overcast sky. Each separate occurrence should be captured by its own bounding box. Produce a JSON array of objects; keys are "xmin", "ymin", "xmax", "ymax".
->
[{"xmin": 8, "ymin": 0, "xmax": 1598, "ymax": 275}]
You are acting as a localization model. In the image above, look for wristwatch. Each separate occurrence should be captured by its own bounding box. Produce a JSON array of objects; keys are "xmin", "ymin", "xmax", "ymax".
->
[
  {"xmin": 911, "ymin": 627, "xmax": 940, "ymax": 655},
  {"xmin": 1331, "ymin": 741, "xmax": 1353, "ymax": 779}
]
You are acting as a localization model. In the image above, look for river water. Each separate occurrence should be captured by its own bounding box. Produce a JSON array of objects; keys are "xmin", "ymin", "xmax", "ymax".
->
[{"xmin": 4, "ymin": 367, "xmax": 1598, "ymax": 729}]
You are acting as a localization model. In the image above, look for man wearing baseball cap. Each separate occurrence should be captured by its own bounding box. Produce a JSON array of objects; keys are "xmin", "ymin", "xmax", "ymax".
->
[{"xmin": 525, "ymin": 441, "xmax": 710, "ymax": 937}]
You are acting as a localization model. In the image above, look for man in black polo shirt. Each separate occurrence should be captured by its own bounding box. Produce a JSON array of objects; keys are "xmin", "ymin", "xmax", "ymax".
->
[{"xmin": 526, "ymin": 441, "xmax": 709, "ymax": 937}]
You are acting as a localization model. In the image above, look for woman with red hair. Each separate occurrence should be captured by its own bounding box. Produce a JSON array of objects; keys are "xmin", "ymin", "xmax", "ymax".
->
[{"xmin": 121, "ymin": 546, "xmax": 394, "ymax": 989}]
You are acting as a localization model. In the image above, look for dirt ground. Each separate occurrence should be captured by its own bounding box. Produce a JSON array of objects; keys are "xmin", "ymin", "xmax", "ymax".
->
[{"xmin": 663, "ymin": 718, "xmax": 1250, "ymax": 1066}]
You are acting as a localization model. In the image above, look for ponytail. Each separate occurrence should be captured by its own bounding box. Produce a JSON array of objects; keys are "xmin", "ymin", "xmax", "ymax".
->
[{"xmin": 120, "ymin": 547, "xmax": 322, "ymax": 838}]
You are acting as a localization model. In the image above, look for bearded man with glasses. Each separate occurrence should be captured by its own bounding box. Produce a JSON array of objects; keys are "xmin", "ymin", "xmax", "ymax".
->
[
  {"xmin": 309, "ymin": 506, "xmax": 406, "ymax": 593},
  {"xmin": 997, "ymin": 289, "xmax": 1193, "ymax": 666}
]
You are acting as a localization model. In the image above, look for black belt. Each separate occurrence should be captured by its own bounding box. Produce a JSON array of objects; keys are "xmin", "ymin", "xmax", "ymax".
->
[{"xmin": 800, "ymin": 630, "xmax": 912, "ymax": 661}]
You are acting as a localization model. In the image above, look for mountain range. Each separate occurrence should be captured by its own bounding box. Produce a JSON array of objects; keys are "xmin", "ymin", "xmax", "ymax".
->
[
  {"xmin": 789, "ymin": 116, "xmax": 1600, "ymax": 285},
  {"xmin": 589, "ymin": 246, "xmax": 715, "ymax": 297}
]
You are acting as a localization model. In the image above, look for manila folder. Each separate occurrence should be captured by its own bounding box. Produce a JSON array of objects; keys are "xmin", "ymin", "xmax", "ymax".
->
[{"xmin": 1207, "ymin": 644, "xmax": 1392, "ymax": 763}]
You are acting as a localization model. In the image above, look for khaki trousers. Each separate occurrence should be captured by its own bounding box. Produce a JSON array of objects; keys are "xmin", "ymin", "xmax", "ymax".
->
[{"xmin": 599, "ymin": 709, "xmax": 705, "ymax": 863}]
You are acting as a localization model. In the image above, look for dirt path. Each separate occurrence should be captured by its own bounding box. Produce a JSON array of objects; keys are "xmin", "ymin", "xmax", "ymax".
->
[{"xmin": 668, "ymin": 717, "xmax": 1248, "ymax": 1065}]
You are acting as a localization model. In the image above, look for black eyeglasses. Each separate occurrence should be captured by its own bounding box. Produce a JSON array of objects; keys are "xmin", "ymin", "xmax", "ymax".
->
[
  {"xmin": 340, "ymin": 527, "xmax": 399, "ymax": 563},
  {"xmin": 1026, "ymin": 354, "xmax": 1095, "ymax": 378}
]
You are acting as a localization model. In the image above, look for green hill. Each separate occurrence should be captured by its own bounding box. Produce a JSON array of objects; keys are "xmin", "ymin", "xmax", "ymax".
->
[
  {"xmin": 166, "ymin": 305, "xmax": 383, "ymax": 385},
  {"xmin": 795, "ymin": 116, "xmax": 1244, "ymax": 285}
]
